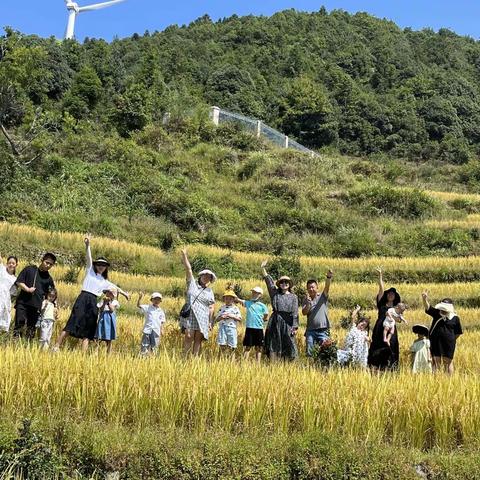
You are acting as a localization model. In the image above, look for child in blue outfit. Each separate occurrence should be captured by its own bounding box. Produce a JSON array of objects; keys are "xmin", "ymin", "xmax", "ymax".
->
[
  {"xmin": 237, "ymin": 286, "xmax": 269, "ymax": 362},
  {"xmin": 95, "ymin": 287, "xmax": 119, "ymax": 354},
  {"xmin": 216, "ymin": 289, "xmax": 242, "ymax": 352}
]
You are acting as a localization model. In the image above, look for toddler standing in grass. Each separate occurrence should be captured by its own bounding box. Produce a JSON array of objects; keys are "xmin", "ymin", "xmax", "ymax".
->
[
  {"xmin": 137, "ymin": 292, "xmax": 165, "ymax": 355},
  {"xmin": 410, "ymin": 324, "xmax": 432, "ymax": 373},
  {"xmin": 37, "ymin": 288, "xmax": 59, "ymax": 350},
  {"xmin": 95, "ymin": 287, "xmax": 120, "ymax": 354},
  {"xmin": 216, "ymin": 289, "xmax": 242, "ymax": 353}
]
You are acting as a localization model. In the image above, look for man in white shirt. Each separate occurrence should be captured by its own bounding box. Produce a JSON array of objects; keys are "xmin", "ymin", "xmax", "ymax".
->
[{"xmin": 137, "ymin": 291, "xmax": 166, "ymax": 355}]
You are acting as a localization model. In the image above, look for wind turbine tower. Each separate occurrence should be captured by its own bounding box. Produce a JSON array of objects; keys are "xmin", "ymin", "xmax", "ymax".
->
[{"xmin": 64, "ymin": 0, "xmax": 125, "ymax": 40}]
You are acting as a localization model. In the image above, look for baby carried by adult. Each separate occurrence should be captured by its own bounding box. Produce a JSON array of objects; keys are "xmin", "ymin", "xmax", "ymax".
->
[{"xmin": 383, "ymin": 303, "xmax": 408, "ymax": 346}]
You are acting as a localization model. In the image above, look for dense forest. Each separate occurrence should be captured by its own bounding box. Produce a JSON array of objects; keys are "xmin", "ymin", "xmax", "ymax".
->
[
  {"xmin": 2, "ymin": 9, "xmax": 480, "ymax": 258},
  {"xmin": 3, "ymin": 8, "xmax": 480, "ymax": 160}
]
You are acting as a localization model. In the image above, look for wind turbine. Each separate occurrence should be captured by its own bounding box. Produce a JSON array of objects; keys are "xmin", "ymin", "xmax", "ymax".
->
[{"xmin": 64, "ymin": 0, "xmax": 125, "ymax": 40}]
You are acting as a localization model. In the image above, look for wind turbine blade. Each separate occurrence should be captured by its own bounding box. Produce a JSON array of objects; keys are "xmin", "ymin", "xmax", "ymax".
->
[{"xmin": 78, "ymin": 0, "xmax": 124, "ymax": 12}]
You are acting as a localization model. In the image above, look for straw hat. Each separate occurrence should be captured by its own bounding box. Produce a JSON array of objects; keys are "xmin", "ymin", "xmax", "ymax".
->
[
  {"xmin": 276, "ymin": 275, "xmax": 293, "ymax": 288},
  {"xmin": 222, "ymin": 289, "xmax": 238, "ymax": 299}
]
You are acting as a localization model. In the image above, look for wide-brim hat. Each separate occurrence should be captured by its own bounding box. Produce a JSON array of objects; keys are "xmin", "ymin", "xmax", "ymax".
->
[
  {"xmin": 150, "ymin": 292, "xmax": 162, "ymax": 300},
  {"xmin": 379, "ymin": 287, "xmax": 401, "ymax": 306},
  {"xmin": 434, "ymin": 301, "xmax": 456, "ymax": 315},
  {"xmin": 222, "ymin": 289, "xmax": 238, "ymax": 299},
  {"xmin": 251, "ymin": 286, "xmax": 264, "ymax": 295},
  {"xmin": 276, "ymin": 276, "xmax": 293, "ymax": 288},
  {"xmin": 198, "ymin": 269, "xmax": 217, "ymax": 283},
  {"xmin": 412, "ymin": 324, "xmax": 429, "ymax": 337},
  {"xmin": 93, "ymin": 257, "xmax": 110, "ymax": 267}
]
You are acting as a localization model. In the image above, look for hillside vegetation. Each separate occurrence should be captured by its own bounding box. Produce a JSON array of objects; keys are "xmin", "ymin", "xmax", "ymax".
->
[{"xmin": 3, "ymin": 13, "xmax": 480, "ymax": 258}]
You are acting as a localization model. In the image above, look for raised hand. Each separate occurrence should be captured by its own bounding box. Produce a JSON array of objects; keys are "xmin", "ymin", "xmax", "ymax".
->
[
  {"xmin": 421, "ymin": 290, "xmax": 428, "ymax": 300},
  {"xmin": 261, "ymin": 260, "xmax": 268, "ymax": 268},
  {"xmin": 375, "ymin": 267, "xmax": 383, "ymax": 275},
  {"xmin": 326, "ymin": 269, "xmax": 333, "ymax": 279},
  {"xmin": 84, "ymin": 234, "xmax": 91, "ymax": 247}
]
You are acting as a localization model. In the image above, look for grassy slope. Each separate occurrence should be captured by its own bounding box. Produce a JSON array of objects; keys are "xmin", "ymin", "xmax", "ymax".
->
[{"xmin": 4, "ymin": 123, "xmax": 480, "ymax": 261}]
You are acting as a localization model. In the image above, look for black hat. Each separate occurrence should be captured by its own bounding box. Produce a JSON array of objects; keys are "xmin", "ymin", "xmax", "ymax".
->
[
  {"xmin": 379, "ymin": 287, "xmax": 401, "ymax": 306},
  {"xmin": 412, "ymin": 324, "xmax": 429, "ymax": 337},
  {"xmin": 93, "ymin": 257, "xmax": 110, "ymax": 267}
]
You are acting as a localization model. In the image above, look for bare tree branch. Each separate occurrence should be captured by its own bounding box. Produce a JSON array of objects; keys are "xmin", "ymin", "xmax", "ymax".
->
[{"xmin": 0, "ymin": 123, "xmax": 20, "ymax": 156}]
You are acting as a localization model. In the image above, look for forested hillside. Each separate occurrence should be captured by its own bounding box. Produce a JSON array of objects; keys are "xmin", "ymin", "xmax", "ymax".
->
[
  {"xmin": 2, "ymin": 10, "xmax": 480, "ymax": 258},
  {"xmin": 4, "ymin": 9, "xmax": 480, "ymax": 158}
]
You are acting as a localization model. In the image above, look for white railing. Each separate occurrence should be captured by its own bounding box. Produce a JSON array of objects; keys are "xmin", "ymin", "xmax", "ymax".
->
[{"xmin": 210, "ymin": 106, "xmax": 318, "ymax": 157}]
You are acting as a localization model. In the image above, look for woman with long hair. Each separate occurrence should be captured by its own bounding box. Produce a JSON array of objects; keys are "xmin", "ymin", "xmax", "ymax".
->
[
  {"xmin": 53, "ymin": 235, "xmax": 128, "ymax": 352},
  {"xmin": 368, "ymin": 268, "xmax": 402, "ymax": 370}
]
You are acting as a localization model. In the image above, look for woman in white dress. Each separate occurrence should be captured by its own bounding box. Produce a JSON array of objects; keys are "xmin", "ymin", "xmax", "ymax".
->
[
  {"xmin": 0, "ymin": 254, "xmax": 18, "ymax": 332},
  {"xmin": 337, "ymin": 305, "xmax": 371, "ymax": 368}
]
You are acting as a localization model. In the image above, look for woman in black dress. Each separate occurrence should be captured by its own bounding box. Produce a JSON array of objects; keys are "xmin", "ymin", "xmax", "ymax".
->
[
  {"xmin": 261, "ymin": 260, "xmax": 298, "ymax": 361},
  {"xmin": 422, "ymin": 291, "xmax": 462, "ymax": 374},
  {"xmin": 368, "ymin": 268, "xmax": 401, "ymax": 371}
]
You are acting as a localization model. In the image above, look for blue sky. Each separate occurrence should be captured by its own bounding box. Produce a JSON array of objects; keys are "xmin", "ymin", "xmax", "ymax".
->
[{"xmin": 3, "ymin": 0, "xmax": 480, "ymax": 41}]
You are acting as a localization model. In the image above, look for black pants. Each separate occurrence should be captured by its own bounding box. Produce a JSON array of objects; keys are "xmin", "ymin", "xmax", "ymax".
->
[{"xmin": 14, "ymin": 304, "xmax": 39, "ymax": 339}]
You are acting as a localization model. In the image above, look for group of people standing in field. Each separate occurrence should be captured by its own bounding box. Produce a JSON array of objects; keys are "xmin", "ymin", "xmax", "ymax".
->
[{"xmin": 0, "ymin": 238, "xmax": 463, "ymax": 372}]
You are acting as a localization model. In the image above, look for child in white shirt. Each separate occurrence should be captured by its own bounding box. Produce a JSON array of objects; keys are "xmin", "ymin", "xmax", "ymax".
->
[
  {"xmin": 37, "ymin": 288, "xmax": 59, "ymax": 350},
  {"xmin": 384, "ymin": 303, "xmax": 408, "ymax": 346},
  {"xmin": 137, "ymin": 292, "xmax": 166, "ymax": 355}
]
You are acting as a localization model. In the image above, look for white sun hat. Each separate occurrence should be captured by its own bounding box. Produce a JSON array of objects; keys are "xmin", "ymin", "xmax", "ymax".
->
[
  {"xmin": 251, "ymin": 286, "xmax": 264, "ymax": 295},
  {"xmin": 198, "ymin": 269, "xmax": 217, "ymax": 283},
  {"xmin": 150, "ymin": 292, "xmax": 163, "ymax": 300}
]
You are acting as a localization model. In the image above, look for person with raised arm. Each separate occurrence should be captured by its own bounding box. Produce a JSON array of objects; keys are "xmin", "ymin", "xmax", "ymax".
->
[
  {"xmin": 179, "ymin": 248, "xmax": 216, "ymax": 356},
  {"xmin": 14, "ymin": 253, "xmax": 56, "ymax": 339},
  {"xmin": 0, "ymin": 253, "xmax": 18, "ymax": 333},
  {"xmin": 236, "ymin": 286, "xmax": 269, "ymax": 362},
  {"xmin": 367, "ymin": 268, "xmax": 402, "ymax": 370},
  {"xmin": 301, "ymin": 271, "xmax": 333, "ymax": 357},
  {"xmin": 261, "ymin": 260, "xmax": 299, "ymax": 361},
  {"xmin": 53, "ymin": 235, "xmax": 128, "ymax": 352},
  {"xmin": 337, "ymin": 305, "xmax": 371, "ymax": 368},
  {"xmin": 422, "ymin": 290, "xmax": 462, "ymax": 374}
]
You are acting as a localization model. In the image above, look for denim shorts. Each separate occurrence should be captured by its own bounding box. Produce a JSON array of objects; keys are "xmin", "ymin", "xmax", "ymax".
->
[
  {"xmin": 217, "ymin": 322, "xmax": 238, "ymax": 348},
  {"xmin": 305, "ymin": 328, "xmax": 330, "ymax": 357}
]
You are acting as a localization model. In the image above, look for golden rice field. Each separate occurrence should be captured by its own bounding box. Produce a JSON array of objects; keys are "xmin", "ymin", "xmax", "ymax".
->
[
  {"xmin": 426, "ymin": 190, "xmax": 480, "ymax": 203},
  {"xmin": 426, "ymin": 214, "xmax": 480, "ymax": 229},
  {"xmin": 7, "ymin": 221, "xmax": 480, "ymax": 281},
  {"xmin": 3, "ymin": 222, "xmax": 480, "ymax": 453},
  {"xmin": 48, "ymin": 272, "xmax": 480, "ymax": 310},
  {"xmin": 1, "ymin": 343, "xmax": 480, "ymax": 451}
]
